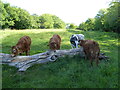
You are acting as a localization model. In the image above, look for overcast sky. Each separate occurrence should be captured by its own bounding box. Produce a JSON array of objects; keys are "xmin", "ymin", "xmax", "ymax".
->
[{"xmin": 2, "ymin": 0, "xmax": 112, "ymax": 25}]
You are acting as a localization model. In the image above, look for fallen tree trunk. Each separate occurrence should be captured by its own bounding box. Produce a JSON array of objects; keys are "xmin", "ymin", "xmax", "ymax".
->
[
  {"xmin": 1, "ymin": 48, "xmax": 85, "ymax": 71},
  {"xmin": 0, "ymin": 47, "xmax": 108, "ymax": 72}
]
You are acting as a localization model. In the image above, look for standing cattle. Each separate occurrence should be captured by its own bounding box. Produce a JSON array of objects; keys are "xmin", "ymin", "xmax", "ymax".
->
[
  {"xmin": 79, "ymin": 40, "xmax": 100, "ymax": 66},
  {"xmin": 70, "ymin": 34, "xmax": 84, "ymax": 48},
  {"xmin": 48, "ymin": 34, "xmax": 61, "ymax": 50},
  {"xmin": 11, "ymin": 36, "xmax": 31, "ymax": 57}
]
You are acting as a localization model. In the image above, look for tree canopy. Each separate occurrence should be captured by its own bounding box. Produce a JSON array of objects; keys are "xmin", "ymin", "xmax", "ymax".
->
[
  {"xmin": 79, "ymin": 1, "xmax": 120, "ymax": 33},
  {"xmin": 0, "ymin": 0, "xmax": 119, "ymax": 33},
  {"xmin": 0, "ymin": 1, "xmax": 65, "ymax": 29}
]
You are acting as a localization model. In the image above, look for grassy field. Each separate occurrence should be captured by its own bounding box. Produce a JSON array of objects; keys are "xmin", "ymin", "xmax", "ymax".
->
[{"xmin": 1, "ymin": 29, "xmax": 119, "ymax": 88}]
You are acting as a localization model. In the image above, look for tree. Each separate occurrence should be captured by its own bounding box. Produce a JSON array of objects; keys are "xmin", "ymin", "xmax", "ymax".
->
[
  {"xmin": 1, "ymin": 3, "xmax": 16, "ymax": 29},
  {"xmin": 94, "ymin": 1, "xmax": 120, "ymax": 33},
  {"xmin": 103, "ymin": 1, "xmax": 120, "ymax": 32},
  {"xmin": 39, "ymin": 14, "xmax": 54, "ymax": 29},
  {"xmin": 0, "ymin": 1, "xmax": 66, "ymax": 30},
  {"xmin": 0, "ymin": 1, "xmax": 7, "ymax": 29},
  {"xmin": 13, "ymin": 8, "xmax": 33, "ymax": 29},
  {"xmin": 85, "ymin": 18, "xmax": 95, "ymax": 31},
  {"xmin": 69, "ymin": 23, "xmax": 77, "ymax": 29},
  {"xmin": 31, "ymin": 14, "xmax": 40, "ymax": 29},
  {"xmin": 39, "ymin": 14, "xmax": 66, "ymax": 29},
  {"xmin": 79, "ymin": 18, "xmax": 95, "ymax": 31},
  {"xmin": 79, "ymin": 22, "xmax": 86, "ymax": 30},
  {"xmin": 94, "ymin": 9, "xmax": 107, "ymax": 31},
  {"xmin": 79, "ymin": 0, "xmax": 120, "ymax": 33},
  {"xmin": 4, "ymin": 5, "xmax": 20, "ymax": 29},
  {"xmin": 52, "ymin": 15, "xmax": 65, "ymax": 29},
  {"xmin": 1, "ymin": 2, "xmax": 33, "ymax": 29}
]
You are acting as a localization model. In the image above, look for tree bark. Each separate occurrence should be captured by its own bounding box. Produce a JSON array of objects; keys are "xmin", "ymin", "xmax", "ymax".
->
[
  {"xmin": 0, "ymin": 47, "xmax": 108, "ymax": 72},
  {"xmin": 1, "ymin": 48, "xmax": 85, "ymax": 72}
]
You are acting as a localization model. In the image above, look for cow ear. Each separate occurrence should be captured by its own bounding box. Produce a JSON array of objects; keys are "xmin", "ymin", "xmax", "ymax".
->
[{"xmin": 17, "ymin": 46, "xmax": 21, "ymax": 49}]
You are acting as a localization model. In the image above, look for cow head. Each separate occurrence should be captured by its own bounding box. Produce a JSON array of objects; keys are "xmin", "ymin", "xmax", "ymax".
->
[
  {"xmin": 79, "ymin": 40, "xmax": 83, "ymax": 46},
  {"xmin": 70, "ymin": 36, "xmax": 78, "ymax": 47},
  {"xmin": 50, "ymin": 42, "xmax": 57, "ymax": 50},
  {"xmin": 11, "ymin": 46, "xmax": 20, "ymax": 57},
  {"xmin": 79, "ymin": 40, "xmax": 87, "ymax": 46}
]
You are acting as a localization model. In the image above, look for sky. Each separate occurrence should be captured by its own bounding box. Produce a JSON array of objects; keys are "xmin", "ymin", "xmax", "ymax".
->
[{"xmin": 2, "ymin": 0, "xmax": 113, "ymax": 25}]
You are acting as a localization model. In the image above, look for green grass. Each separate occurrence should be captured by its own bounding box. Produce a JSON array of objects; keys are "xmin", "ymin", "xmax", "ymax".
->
[{"xmin": 1, "ymin": 29, "xmax": 119, "ymax": 88}]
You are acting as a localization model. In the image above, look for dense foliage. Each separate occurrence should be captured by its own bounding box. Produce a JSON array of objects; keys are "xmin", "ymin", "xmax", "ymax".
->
[
  {"xmin": 0, "ymin": 1, "xmax": 119, "ymax": 33},
  {"xmin": 0, "ymin": 1, "xmax": 65, "ymax": 29},
  {"xmin": 79, "ymin": 1, "xmax": 120, "ymax": 33}
]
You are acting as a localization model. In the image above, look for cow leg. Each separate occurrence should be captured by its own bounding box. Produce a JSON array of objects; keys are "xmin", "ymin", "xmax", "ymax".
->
[
  {"xmin": 19, "ymin": 53, "xmax": 22, "ymax": 56},
  {"xmin": 96, "ymin": 59, "xmax": 99, "ymax": 66},
  {"xmin": 84, "ymin": 51, "xmax": 88, "ymax": 60},
  {"xmin": 90, "ymin": 59, "xmax": 93, "ymax": 66},
  {"xmin": 96, "ymin": 57, "xmax": 99, "ymax": 66},
  {"xmin": 85, "ymin": 56, "xmax": 87, "ymax": 60},
  {"xmin": 75, "ymin": 41, "xmax": 79, "ymax": 48},
  {"xmin": 71, "ymin": 44, "xmax": 74, "ymax": 49},
  {"xmin": 27, "ymin": 47, "xmax": 30, "ymax": 55},
  {"xmin": 57, "ymin": 44, "xmax": 60, "ymax": 49},
  {"xmin": 25, "ymin": 51, "xmax": 28, "ymax": 56},
  {"xmin": 89, "ymin": 56, "xmax": 93, "ymax": 66},
  {"xmin": 26, "ymin": 50, "xmax": 30, "ymax": 56}
]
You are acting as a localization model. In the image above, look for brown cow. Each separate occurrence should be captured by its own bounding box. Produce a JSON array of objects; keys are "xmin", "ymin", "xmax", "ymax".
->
[
  {"xmin": 11, "ymin": 36, "xmax": 31, "ymax": 57},
  {"xmin": 48, "ymin": 34, "xmax": 61, "ymax": 50},
  {"xmin": 79, "ymin": 40, "xmax": 100, "ymax": 66}
]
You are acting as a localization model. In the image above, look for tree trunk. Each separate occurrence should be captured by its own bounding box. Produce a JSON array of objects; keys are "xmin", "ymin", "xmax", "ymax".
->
[
  {"xmin": 1, "ymin": 48, "xmax": 85, "ymax": 71},
  {"xmin": 0, "ymin": 47, "xmax": 108, "ymax": 72}
]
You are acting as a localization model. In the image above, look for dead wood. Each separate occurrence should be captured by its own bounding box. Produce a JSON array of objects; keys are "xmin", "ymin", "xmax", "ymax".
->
[{"xmin": 0, "ymin": 47, "xmax": 108, "ymax": 72}]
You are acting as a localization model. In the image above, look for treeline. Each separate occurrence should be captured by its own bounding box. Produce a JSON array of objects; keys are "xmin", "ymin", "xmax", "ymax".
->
[
  {"xmin": 79, "ymin": 1, "xmax": 120, "ymax": 33},
  {"xmin": 0, "ymin": 1, "xmax": 65, "ymax": 29},
  {"xmin": 0, "ymin": 1, "xmax": 119, "ymax": 33}
]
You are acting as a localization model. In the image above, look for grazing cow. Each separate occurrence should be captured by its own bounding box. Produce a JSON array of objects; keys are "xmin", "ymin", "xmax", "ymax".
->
[
  {"xmin": 11, "ymin": 36, "xmax": 31, "ymax": 57},
  {"xmin": 70, "ymin": 34, "xmax": 84, "ymax": 48},
  {"xmin": 79, "ymin": 40, "xmax": 100, "ymax": 66},
  {"xmin": 48, "ymin": 34, "xmax": 61, "ymax": 50}
]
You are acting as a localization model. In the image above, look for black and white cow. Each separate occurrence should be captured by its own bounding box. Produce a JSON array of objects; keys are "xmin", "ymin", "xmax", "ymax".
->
[{"xmin": 70, "ymin": 34, "xmax": 84, "ymax": 48}]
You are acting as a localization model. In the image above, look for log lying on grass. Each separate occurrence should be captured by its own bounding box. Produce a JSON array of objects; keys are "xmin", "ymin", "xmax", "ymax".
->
[{"xmin": 0, "ymin": 47, "xmax": 108, "ymax": 72}]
